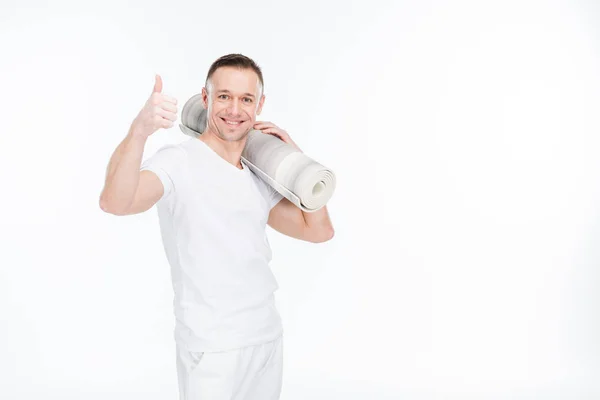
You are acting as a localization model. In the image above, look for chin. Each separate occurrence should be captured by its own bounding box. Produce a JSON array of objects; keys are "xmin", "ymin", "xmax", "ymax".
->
[{"xmin": 218, "ymin": 127, "xmax": 250, "ymax": 142}]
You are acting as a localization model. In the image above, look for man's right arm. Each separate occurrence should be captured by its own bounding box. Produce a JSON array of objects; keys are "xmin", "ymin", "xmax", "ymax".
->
[
  {"xmin": 99, "ymin": 129, "xmax": 164, "ymax": 215},
  {"xmin": 99, "ymin": 74, "xmax": 178, "ymax": 216}
]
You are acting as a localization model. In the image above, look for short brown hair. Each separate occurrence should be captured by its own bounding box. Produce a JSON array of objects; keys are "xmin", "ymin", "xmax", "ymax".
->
[{"xmin": 205, "ymin": 53, "xmax": 264, "ymax": 94}]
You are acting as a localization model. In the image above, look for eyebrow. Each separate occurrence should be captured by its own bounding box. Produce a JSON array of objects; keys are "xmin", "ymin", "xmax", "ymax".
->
[{"xmin": 216, "ymin": 90, "xmax": 255, "ymax": 98}]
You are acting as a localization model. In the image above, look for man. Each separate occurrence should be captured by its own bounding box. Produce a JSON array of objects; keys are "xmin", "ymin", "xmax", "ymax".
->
[{"xmin": 99, "ymin": 53, "xmax": 334, "ymax": 400}]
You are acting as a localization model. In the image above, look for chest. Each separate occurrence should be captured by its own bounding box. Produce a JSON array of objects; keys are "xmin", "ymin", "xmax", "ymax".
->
[{"xmin": 178, "ymin": 163, "xmax": 270, "ymax": 230}]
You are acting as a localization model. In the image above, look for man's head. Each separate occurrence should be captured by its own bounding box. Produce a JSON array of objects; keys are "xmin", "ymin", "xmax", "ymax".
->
[{"xmin": 201, "ymin": 54, "xmax": 265, "ymax": 142}]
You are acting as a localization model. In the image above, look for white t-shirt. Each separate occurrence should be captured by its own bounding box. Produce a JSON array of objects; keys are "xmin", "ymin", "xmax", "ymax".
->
[{"xmin": 140, "ymin": 137, "xmax": 284, "ymax": 353}]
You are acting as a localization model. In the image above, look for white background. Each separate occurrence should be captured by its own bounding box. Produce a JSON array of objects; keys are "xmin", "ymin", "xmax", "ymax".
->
[{"xmin": 1, "ymin": 0, "xmax": 599, "ymax": 398}]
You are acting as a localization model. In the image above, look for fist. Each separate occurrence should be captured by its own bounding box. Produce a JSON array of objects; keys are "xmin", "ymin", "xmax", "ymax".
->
[{"xmin": 131, "ymin": 75, "xmax": 178, "ymax": 138}]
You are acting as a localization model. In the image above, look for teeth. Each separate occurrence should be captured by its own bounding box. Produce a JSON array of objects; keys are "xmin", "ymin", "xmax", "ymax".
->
[{"xmin": 225, "ymin": 120, "xmax": 241, "ymax": 125}]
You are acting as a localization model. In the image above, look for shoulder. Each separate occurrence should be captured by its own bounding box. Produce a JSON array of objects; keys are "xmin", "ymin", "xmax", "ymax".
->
[
  {"xmin": 246, "ymin": 167, "xmax": 283, "ymax": 209},
  {"xmin": 141, "ymin": 140, "xmax": 190, "ymax": 179},
  {"xmin": 149, "ymin": 140, "xmax": 190, "ymax": 162},
  {"xmin": 246, "ymin": 165, "xmax": 269, "ymax": 190}
]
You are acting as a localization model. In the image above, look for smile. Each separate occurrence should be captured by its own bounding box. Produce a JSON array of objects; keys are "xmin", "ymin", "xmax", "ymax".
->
[{"xmin": 221, "ymin": 118, "xmax": 244, "ymax": 126}]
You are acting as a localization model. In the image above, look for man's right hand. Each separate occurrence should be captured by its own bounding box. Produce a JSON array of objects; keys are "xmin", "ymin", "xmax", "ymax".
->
[{"xmin": 130, "ymin": 75, "xmax": 178, "ymax": 139}]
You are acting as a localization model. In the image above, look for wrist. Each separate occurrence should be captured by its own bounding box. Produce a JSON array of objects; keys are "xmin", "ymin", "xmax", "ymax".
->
[{"xmin": 128, "ymin": 122, "xmax": 149, "ymax": 141}]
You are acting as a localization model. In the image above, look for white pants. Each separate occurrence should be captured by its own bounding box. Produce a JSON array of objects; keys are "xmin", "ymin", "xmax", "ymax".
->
[{"xmin": 176, "ymin": 334, "xmax": 283, "ymax": 400}]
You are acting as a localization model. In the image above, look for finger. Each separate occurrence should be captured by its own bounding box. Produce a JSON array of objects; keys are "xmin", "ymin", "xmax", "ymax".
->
[
  {"xmin": 160, "ymin": 118, "xmax": 174, "ymax": 129},
  {"xmin": 261, "ymin": 129, "xmax": 284, "ymax": 140},
  {"xmin": 254, "ymin": 125, "xmax": 276, "ymax": 132},
  {"xmin": 159, "ymin": 101, "xmax": 177, "ymax": 113},
  {"xmin": 157, "ymin": 108, "xmax": 177, "ymax": 122},
  {"xmin": 153, "ymin": 74, "xmax": 163, "ymax": 93},
  {"xmin": 161, "ymin": 94, "xmax": 178, "ymax": 105},
  {"xmin": 261, "ymin": 127, "xmax": 288, "ymax": 138},
  {"xmin": 253, "ymin": 121, "xmax": 274, "ymax": 129}
]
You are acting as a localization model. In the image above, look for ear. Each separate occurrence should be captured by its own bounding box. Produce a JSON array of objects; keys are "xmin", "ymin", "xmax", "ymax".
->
[
  {"xmin": 201, "ymin": 87, "xmax": 209, "ymax": 109},
  {"xmin": 256, "ymin": 94, "xmax": 265, "ymax": 115}
]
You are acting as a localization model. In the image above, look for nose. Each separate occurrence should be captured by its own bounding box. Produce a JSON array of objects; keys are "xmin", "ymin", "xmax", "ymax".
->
[{"xmin": 227, "ymin": 99, "xmax": 241, "ymax": 116}]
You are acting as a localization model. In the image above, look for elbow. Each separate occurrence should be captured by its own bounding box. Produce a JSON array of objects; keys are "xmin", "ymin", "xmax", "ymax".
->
[
  {"xmin": 99, "ymin": 197, "xmax": 110, "ymax": 213},
  {"xmin": 99, "ymin": 196, "xmax": 110, "ymax": 213},
  {"xmin": 99, "ymin": 196, "xmax": 129, "ymax": 216},
  {"xmin": 309, "ymin": 227, "xmax": 335, "ymax": 243},
  {"xmin": 99, "ymin": 199, "xmax": 117, "ymax": 215},
  {"xmin": 324, "ymin": 227, "xmax": 335, "ymax": 242}
]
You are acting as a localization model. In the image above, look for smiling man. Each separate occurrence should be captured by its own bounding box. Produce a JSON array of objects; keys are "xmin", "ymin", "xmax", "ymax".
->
[{"xmin": 99, "ymin": 54, "xmax": 334, "ymax": 400}]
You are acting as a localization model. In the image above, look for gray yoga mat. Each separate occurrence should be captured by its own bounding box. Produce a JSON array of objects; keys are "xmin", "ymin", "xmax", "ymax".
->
[{"xmin": 178, "ymin": 94, "xmax": 336, "ymax": 212}]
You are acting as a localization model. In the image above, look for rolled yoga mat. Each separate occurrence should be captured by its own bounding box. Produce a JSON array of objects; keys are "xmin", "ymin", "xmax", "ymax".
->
[{"xmin": 178, "ymin": 93, "xmax": 336, "ymax": 212}]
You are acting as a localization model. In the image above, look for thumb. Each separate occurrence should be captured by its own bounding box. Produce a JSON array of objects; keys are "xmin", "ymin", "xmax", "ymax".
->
[{"xmin": 153, "ymin": 74, "xmax": 163, "ymax": 93}]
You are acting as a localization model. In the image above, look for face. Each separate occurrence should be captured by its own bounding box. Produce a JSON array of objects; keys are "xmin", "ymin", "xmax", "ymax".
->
[{"xmin": 202, "ymin": 66, "xmax": 265, "ymax": 142}]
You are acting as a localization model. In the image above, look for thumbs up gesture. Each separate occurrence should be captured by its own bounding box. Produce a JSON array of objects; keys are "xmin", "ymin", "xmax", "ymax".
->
[{"xmin": 131, "ymin": 75, "xmax": 178, "ymax": 138}]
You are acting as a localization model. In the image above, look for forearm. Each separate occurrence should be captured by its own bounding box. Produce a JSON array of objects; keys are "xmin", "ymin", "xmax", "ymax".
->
[
  {"xmin": 99, "ymin": 126, "xmax": 147, "ymax": 212},
  {"xmin": 302, "ymin": 205, "xmax": 334, "ymax": 241}
]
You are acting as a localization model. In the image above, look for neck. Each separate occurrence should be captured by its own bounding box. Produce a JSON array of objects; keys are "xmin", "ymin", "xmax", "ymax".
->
[{"xmin": 198, "ymin": 128, "xmax": 247, "ymax": 169}]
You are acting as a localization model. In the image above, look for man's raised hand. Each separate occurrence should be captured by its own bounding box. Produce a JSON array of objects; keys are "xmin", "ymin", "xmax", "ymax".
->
[{"xmin": 131, "ymin": 74, "xmax": 178, "ymax": 138}]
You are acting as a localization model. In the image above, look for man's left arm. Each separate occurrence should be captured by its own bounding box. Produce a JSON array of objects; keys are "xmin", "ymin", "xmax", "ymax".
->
[
  {"xmin": 254, "ymin": 121, "xmax": 335, "ymax": 243},
  {"xmin": 268, "ymin": 198, "xmax": 334, "ymax": 243}
]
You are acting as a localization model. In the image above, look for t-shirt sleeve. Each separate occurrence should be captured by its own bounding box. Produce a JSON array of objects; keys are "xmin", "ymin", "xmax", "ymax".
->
[
  {"xmin": 264, "ymin": 181, "xmax": 284, "ymax": 209},
  {"xmin": 140, "ymin": 144, "xmax": 186, "ymax": 203}
]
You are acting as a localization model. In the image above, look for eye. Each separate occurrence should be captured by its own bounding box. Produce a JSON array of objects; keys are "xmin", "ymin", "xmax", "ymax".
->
[
  {"xmin": 243, "ymin": 97, "xmax": 253, "ymax": 103},
  {"xmin": 218, "ymin": 94, "xmax": 229, "ymax": 100}
]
